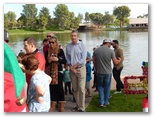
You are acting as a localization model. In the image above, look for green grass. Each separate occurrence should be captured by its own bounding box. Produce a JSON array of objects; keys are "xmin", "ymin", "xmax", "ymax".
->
[
  {"xmin": 85, "ymin": 90, "xmax": 146, "ymax": 112},
  {"xmin": 7, "ymin": 29, "xmax": 71, "ymax": 35}
]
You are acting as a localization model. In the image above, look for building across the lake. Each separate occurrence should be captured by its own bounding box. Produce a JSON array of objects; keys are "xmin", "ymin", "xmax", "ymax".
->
[{"xmin": 127, "ymin": 18, "xmax": 148, "ymax": 31}]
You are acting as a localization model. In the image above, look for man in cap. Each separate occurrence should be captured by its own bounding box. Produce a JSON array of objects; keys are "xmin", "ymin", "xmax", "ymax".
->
[{"xmin": 93, "ymin": 38, "xmax": 121, "ymax": 107}]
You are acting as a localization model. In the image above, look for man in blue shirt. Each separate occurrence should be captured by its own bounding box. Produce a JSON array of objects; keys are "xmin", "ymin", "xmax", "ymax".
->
[{"xmin": 66, "ymin": 30, "xmax": 87, "ymax": 112}]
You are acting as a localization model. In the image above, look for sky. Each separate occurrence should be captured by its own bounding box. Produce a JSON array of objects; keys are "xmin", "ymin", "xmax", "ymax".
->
[{"xmin": 3, "ymin": 3, "xmax": 148, "ymax": 20}]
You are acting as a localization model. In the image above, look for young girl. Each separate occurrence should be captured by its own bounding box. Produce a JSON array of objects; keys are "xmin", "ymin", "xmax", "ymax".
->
[
  {"xmin": 22, "ymin": 55, "xmax": 52, "ymax": 112},
  {"xmin": 63, "ymin": 64, "xmax": 72, "ymax": 95}
]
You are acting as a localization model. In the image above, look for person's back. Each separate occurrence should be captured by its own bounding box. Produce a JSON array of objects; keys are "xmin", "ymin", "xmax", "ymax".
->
[
  {"xmin": 27, "ymin": 71, "xmax": 50, "ymax": 112},
  {"xmin": 94, "ymin": 46, "xmax": 115, "ymax": 74}
]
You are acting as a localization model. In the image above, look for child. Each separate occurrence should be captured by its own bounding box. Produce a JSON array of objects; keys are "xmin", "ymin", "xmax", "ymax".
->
[
  {"xmin": 63, "ymin": 64, "xmax": 72, "ymax": 95},
  {"xmin": 85, "ymin": 56, "xmax": 92, "ymax": 97},
  {"xmin": 21, "ymin": 55, "xmax": 52, "ymax": 112}
]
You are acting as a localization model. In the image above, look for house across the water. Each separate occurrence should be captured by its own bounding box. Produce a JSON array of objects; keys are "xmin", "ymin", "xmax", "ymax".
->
[{"xmin": 127, "ymin": 18, "xmax": 148, "ymax": 31}]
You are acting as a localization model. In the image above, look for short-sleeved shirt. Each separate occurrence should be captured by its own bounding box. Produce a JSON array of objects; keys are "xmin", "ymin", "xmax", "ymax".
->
[
  {"xmin": 114, "ymin": 48, "xmax": 124, "ymax": 68},
  {"xmin": 26, "ymin": 51, "xmax": 45, "ymax": 86},
  {"xmin": 27, "ymin": 71, "xmax": 50, "ymax": 112},
  {"xmin": 93, "ymin": 46, "xmax": 115, "ymax": 74}
]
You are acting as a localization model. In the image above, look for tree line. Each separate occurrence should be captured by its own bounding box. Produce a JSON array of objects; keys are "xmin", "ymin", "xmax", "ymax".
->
[{"xmin": 4, "ymin": 4, "xmax": 148, "ymax": 31}]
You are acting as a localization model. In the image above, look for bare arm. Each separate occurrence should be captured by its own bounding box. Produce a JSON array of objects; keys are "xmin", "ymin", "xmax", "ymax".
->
[
  {"xmin": 35, "ymin": 84, "xmax": 45, "ymax": 103},
  {"xmin": 112, "ymin": 57, "xmax": 121, "ymax": 65}
]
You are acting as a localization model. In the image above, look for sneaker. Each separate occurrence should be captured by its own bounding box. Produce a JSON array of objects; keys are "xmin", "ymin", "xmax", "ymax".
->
[
  {"xmin": 77, "ymin": 109, "xmax": 85, "ymax": 112},
  {"xmin": 99, "ymin": 104, "xmax": 106, "ymax": 108},
  {"xmin": 72, "ymin": 106, "xmax": 78, "ymax": 111},
  {"xmin": 104, "ymin": 102, "xmax": 110, "ymax": 106},
  {"xmin": 114, "ymin": 91, "xmax": 121, "ymax": 94}
]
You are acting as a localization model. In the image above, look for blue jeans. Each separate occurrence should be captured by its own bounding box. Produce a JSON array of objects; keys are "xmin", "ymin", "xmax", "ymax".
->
[{"xmin": 96, "ymin": 73, "xmax": 112, "ymax": 105}]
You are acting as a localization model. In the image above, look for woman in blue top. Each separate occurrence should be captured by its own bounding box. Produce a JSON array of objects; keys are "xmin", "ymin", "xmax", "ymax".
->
[{"xmin": 22, "ymin": 55, "xmax": 52, "ymax": 112}]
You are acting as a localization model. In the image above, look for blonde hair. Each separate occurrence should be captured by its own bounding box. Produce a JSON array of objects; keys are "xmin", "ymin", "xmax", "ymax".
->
[{"xmin": 47, "ymin": 36, "xmax": 59, "ymax": 60}]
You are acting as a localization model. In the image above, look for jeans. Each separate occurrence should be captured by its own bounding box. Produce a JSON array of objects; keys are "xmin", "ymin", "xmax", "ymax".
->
[
  {"xmin": 113, "ymin": 67, "xmax": 124, "ymax": 91},
  {"xmin": 96, "ymin": 73, "xmax": 112, "ymax": 105}
]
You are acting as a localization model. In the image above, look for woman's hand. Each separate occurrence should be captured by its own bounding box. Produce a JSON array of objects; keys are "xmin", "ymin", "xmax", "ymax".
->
[{"xmin": 48, "ymin": 56, "xmax": 59, "ymax": 62}]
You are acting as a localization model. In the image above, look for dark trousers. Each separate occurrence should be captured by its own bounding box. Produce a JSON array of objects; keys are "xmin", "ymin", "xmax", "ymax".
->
[
  {"xmin": 64, "ymin": 82, "xmax": 72, "ymax": 94},
  {"xmin": 50, "ymin": 72, "xmax": 65, "ymax": 102},
  {"xmin": 112, "ymin": 67, "xmax": 124, "ymax": 91},
  {"xmin": 93, "ymin": 72, "xmax": 98, "ymax": 90}
]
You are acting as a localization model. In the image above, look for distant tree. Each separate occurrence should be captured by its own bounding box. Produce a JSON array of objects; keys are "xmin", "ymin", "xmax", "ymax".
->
[
  {"xmin": 4, "ymin": 11, "xmax": 16, "ymax": 29},
  {"xmin": 22, "ymin": 4, "xmax": 38, "ymax": 29},
  {"xmin": 38, "ymin": 7, "xmax": 50, "ymax": 31},
  {"xmin": 77, "ymin": 13, "xmax": 83, "ymax": 23},
  {"xmin": 85, "ymin": 12, "xmax": 90, "ymax": 22},
  {"xmin": 102, "ymin": 11, "xmax": 114, "ymax": 27},
  {"xmin": 69, "ymin": 12, "xmax": 80, "ymax": 30},
  {"xmin": 144, "ymin": 14, "xmax": 148, "ymax": 18},
  {"xmin": 113, "ymin": 6, "xmax": 131, "ymax": 27},
  {"xmin": 17, "ymin": 13, "xmax": 26, "ymax": 28},
  {"xmin": 137, "ymin": 13, "xmax": 148, "ymax": 18},
  {"xmin": 4, "ymin": 14, "xmax": 9, "ymax": 29},
  {"xmin": 89, "ymin": 13, "xmax": 103, "ymax": 28},
  {"xmin": 53, "ymin": 4, "xmax": 70, "ymax": 30}
]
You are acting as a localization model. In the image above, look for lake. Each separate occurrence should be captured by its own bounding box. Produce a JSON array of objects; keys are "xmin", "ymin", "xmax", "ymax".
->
[{"xmin": 8, "ymin": 30, "xmax": 148, "ymax": 76}]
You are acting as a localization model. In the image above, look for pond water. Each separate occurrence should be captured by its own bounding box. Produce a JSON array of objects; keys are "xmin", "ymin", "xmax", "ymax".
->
[{"xmin": 8, "ymin": 30, "xmax": 148, "ymax": 76}]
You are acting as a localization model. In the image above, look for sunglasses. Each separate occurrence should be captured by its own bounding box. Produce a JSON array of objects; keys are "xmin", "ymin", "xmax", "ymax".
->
[
  {"xmin": 47, "ymin": 35, "xmax": 56, "ymax": 38},
  {"xmin": 49, "ymin": 41, "xmax": 55, "ymax": 44}
]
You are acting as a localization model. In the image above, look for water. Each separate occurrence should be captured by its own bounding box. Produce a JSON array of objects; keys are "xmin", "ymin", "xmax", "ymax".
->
[{"xmin": 8, "ymin": 30, "xmax": 148, "ymax": 76}]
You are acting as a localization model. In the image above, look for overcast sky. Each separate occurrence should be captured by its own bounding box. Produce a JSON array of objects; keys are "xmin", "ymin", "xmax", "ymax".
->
[{"xmin": 4, "ymin": 3, "xmax": 148, "ymax": 20}]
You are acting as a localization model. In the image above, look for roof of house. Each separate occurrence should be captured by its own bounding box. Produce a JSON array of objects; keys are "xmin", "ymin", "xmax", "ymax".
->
[{"xmin": 129, "ymin": 18, "xmax": 148, "ymax": 24}]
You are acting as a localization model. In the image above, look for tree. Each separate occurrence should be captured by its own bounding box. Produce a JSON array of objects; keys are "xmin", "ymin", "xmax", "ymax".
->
[
  {"xmin": 85, "ymin": 12, "xmax": 90, "ymax": 23},
  {"xmin": 4, "ymin": 14, "xmax": 9, "ymax": 29},
  {"xmin": 5, "ymin": 11, "xmax": 16, "ymax": 29},
  {"xmin": 17, "ymin": 13, "xmax": 26, "ymax": 28},
  {"xmin": 69, "ymin": 12, "xmax": 80, "ymax": 30},
  {"xmin": 102, "ymin": 12, "xmax": 114, "ymax": 28},
  {"xmin": 22, "ymin": 4, "xmax": 38, "ymax": 29},
  {"xmin": 77, "ymin": 13, "xmax": 83, "ymax": 23},
  {"xmin": 38, "ymin": 7, "xmax": 50, "ymax": 31},
  {"xmin": 53, "ymin": 4, "xmax": 70, "ymax": 30},
  {"xmin": 113, "ymin": 6, "xmax": 131, "ymax": 27},
  {"xmin": 137, "ymin": 13, "xmax": 148, "ymax": 18},
  {"xmin": 89, "ymin": 13, "xmax": 103, "ymax": 28}
]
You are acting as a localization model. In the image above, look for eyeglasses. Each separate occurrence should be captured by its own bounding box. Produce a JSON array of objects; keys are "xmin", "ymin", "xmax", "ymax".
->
[
  {"xmin": 47, "ymin": 35, "xmax": 52, "ymax": 38},
  {"xmin": 47, "ymin": 35, "xmax": 56, "ymax": 38},
  {"xmin": 49, "ymin": 41, "xmax": 55, "ymax": 44}
]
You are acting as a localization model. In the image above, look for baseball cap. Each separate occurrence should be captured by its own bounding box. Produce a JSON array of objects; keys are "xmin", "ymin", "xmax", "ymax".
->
[
  {"xmin": 4, "ymin": 30, "xmax": 9, "ymax": 41},
  {"xmin": 103, "ymin": 38, "xmax": 112, "ymax": 43}
]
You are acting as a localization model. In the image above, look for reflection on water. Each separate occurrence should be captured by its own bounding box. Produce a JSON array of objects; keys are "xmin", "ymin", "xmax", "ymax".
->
[{"xmin": 8, "ymin": 31, "xmax": 148, "ymax": 76}]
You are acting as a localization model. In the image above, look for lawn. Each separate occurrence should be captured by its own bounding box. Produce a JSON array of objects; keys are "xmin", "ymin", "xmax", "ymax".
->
[{"xmin": 85, "ymin": 90, "xmax": 147, "ymax": 112}]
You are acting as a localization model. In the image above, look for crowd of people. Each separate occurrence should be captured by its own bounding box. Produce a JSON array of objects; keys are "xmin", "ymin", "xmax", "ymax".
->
[{"xmin": 4, "ymin": 29, "xmax": 125, "ymax": 112}]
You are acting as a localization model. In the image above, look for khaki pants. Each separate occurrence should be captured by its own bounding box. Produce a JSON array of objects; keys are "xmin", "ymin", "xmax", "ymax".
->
[{"xmin": 70, "ymin": 66, "xmax": 86, "ymax": 111}]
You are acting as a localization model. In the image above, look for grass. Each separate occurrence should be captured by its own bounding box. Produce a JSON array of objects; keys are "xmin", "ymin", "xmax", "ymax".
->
[
  {"xmin": 7, "ymin": 29, "xmax": 71, "ymax": 35},
  {"xmin": 85, "ymin": 90, "xmax": 146, "ymax": 112}
]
